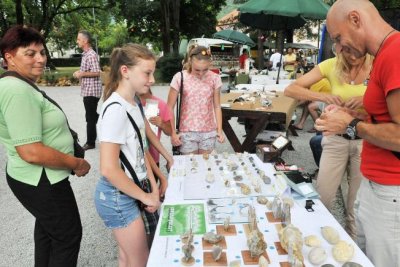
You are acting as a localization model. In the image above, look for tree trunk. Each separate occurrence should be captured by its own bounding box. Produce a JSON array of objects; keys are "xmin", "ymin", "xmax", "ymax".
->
[
  {"xmin": 171, "ymin": 0, "xmax": 180, "ymax": 55},
  {"xmin": 160, "ymin": 0, "xmax": 171, "ymax": 54},
  {"xmin": 16, "ymin": 0, "xmax": 24, "ymax": 25}
]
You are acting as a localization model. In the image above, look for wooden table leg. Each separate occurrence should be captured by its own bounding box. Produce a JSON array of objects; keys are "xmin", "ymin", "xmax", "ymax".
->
[
  {"xmin": 222, "ymin": 117, "xmax": 243, "ymax": 152},
  {"xmin": 241, "ymin": 115, "xmax": 270, "ymax": 152}
]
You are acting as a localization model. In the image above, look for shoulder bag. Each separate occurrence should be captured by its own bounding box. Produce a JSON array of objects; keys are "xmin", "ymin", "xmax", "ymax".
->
[{"xmin": 172, "ymin": 71, "xmax": 183, "ymax": 155}]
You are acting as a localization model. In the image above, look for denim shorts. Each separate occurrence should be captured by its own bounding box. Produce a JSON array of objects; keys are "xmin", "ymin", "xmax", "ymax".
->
[{"xmin": 94, "ymin": 176, "xmax": 141, "ymax": 229}]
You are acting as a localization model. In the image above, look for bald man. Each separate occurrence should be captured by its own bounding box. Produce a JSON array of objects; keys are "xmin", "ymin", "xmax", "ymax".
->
[{"xmin": 315, "ymin": 1, "xmax": 400, "ymax": 266}]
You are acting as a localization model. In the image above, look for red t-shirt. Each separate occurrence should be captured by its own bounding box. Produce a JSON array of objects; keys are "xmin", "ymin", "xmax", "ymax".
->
[{"xmin": 361, "ymin": 33, "xmax": 400, "ymax": 185}]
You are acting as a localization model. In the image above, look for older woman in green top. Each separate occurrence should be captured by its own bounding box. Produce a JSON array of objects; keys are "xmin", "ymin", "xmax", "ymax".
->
[{"xmin": 0, "ymin": 25, "xmax": 90, "ymax": 266}]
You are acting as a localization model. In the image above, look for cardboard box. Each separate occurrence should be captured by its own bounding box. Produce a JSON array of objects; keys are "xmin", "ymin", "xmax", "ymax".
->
[{"xmin": 256, "ymin": 135, "xmax": 291, "ymax": 162}]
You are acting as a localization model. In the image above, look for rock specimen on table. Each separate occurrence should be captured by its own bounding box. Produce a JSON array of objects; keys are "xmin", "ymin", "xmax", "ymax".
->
[
  {"xmin": 257, "ymin": 196, "xmax": 268, "ymax": 205},
  {"xmin": 247, "ymin": 229, "xmax": 267, "ymax": 258},
  {"xmin": 271, "ymin": 196, "xmax": 283, "ymax": 219},
  {"xmin": 282, "ymin": 197, "xmax": 294, "ymax": 208},
  {"xmin": 206, "ymin": 172, "xmax": 215, "ymax": 183},
  {"xmin": 240, "ymin": 183, "xmax": 251, "ymax": 195},
  {"xmin": 258, "ymin": 255, "xmax": 269, "ymax": 267},
  {"xmin": 308, "ymin": 247, "xmax": 328, "ymax": 265},
  {"xmin": 342, "ymin": 262, "xmax": 363, "ymax": 267},
  {"xmin": 278, "ymin": 224, "xmax": 304, "ymax": 264},
  {"xmin": 261, "ymin": 174, "xmax": 272, "ymax": 184},
  {"xmin": 321, "ymin": 226, "xmax": 340, "ymax": 245},
  {"xmin": 211, "ymin": 245, "xmax": 223, "ymax": 261},
  {"xmin": 203, "ymin": 232, "xmax": 223, "ymax": 244},
  {"xmin": 332, "ymin": 240, "xmax": 354, "ymax": 262},
  {"xmin": 180, "ymin": 228, "xmax": 193, "ymax": 245},
  {"xmin": 282, "ymin": 202, "xmax": 291, "ymax": 227},
  {"xmin": 203, "ymin": 153, "xmax": 209, "ymax": 160},
  {"xmin": 223, "ymin": 216, "xmax": 230, "ymax": 231},
  {"xmin": 304, "ymin": 235, "xmax": 322, "ymax": 247},
  {"xmin": 181, "ymin": 243, "xmax": 194, "ymax": 266}
]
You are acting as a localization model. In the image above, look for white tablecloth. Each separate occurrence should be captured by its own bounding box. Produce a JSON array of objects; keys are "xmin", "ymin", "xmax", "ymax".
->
[{"xmin": 147, "ymin": 154, "xmax": 374, "ymax": 267}]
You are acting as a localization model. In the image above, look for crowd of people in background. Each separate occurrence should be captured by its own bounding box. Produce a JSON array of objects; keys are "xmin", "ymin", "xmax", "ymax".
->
[{"xmin": 1, "ymin": 0, "xmax": 400, "ymax": 266}]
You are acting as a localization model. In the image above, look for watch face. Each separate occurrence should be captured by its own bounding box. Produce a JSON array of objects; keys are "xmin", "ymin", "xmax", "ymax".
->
[{"xmin": 346, "ymin": 126, "xmax": 355, "ymax": 138}]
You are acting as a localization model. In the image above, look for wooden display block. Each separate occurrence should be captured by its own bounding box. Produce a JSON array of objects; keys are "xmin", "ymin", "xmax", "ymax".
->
[
  {"xmin": 266, "ymin": 212, "xmax": 283, "ymax": 223},
  {"xmin": 274, "ymin": 241, "xmax": 287, "ymax": 255},
  {"xmin": 279, "ymin": 262, "xmax": 291, "ymax": 267},
  {"xmin": 202, "ymin": 236, "xmax": 227, "ymax": 250},
  {"xmin": 216, "ymin": 225, "xmax": 237, "ymax": 236},
  {"xmin": 241, "ymin": 250, "xmax": 270, "ymax": 265},
  {"xmin": 203, "ymin": 251, "xmax": 227, "ymax": 266},
  {"xmin": 181, "ymin": 257, "xmax": 195, "ymax": 266}
]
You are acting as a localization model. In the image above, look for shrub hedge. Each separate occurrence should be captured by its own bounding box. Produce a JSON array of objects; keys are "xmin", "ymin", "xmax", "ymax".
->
[
  {"xmin": 48, "ymin": 57, "xmax": 110, "ymax": 68},
  {"xmin": 156, "ymin": 54, "xmax": 183, "ymax": 83}
]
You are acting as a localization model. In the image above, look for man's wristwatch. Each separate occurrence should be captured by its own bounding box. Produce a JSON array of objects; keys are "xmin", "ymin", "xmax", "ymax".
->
[{"xmin": 346, "ymin": 118, "xmax": 362, "ymax": 140}]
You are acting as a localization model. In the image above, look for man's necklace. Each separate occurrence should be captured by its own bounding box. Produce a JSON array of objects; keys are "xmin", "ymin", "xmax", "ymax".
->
[
  {"xmin": 375, "ymin": 29, "xmax": 396, "ymax": 57},
  {"xmin": 365, "ymin": 29, "xmax": 397, "ymax": 85}
]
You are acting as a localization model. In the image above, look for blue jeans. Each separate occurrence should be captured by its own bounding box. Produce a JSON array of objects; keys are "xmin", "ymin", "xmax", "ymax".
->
[{"xmin": 94, "ymin": 176, "xmax": 141, "ymax": 229}]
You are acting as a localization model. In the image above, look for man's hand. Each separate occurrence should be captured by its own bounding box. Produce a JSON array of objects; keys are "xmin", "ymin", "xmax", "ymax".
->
[
  {"xmin": 73, "ymin": 71, "xmax": 82, "ymax": 79},
  {"xmin": 315, "ymin": 105, "xmax": 354, "ymax": 135}
]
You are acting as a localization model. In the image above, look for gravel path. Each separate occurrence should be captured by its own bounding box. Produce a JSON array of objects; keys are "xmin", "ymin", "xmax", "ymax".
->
[{"xmin": 0, "ymin": 85, "xmax": 344, "ymax": 266}]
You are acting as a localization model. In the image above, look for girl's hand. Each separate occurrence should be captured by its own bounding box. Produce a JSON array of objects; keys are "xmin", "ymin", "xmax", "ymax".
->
[
  {"xmin": 159, "ymin": 177, "xmax": 168, "ymax": 201},
  {"xmin": 217, "ymin": 131, "xmax": 225, "ymax": 143},
  {"xmin": 149, "ymin": 116, "xmax": 162, "ymax": 127},
  {"xmin": 171, "ymin": 132, "xmax": 182, "ymax": 146},
  {"xmin": 142, "ymin": 191, "xmax": 161, "ymax": 213}
]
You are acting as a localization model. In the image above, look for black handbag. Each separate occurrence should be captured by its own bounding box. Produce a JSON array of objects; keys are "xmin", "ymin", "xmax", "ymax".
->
[
  {"xmin": 172, "ymin": 71, "xmax": 184, "ymax": 155},
  {"xmin": 0, "ymin": 71, "xmax": 85, "ymax": 160}
]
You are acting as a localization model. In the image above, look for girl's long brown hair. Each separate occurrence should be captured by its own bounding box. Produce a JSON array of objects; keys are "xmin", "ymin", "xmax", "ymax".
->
[{"xmin": 103, "ymin": 43, "xmax": 156, "ymax": 101}]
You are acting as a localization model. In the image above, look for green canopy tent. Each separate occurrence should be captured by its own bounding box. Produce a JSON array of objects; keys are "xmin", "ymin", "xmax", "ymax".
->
[
  {"xmin": 239, "ymin": 0, "xmax": 330, "ymax": 83},
  {"xmin": 213, "ymin": 29, "xmax": 256, "ymax": 47}
]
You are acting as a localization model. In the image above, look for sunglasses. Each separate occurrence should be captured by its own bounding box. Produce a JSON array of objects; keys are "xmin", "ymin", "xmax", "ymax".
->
[{"xmin": 190, "ymin": 49, "xmax": 211, "ymax": 57}]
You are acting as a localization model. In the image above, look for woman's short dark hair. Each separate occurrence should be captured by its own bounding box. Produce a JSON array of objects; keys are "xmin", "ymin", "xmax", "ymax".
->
[{"xmin": 0, "ymin": 25, "xmax": 45, "ymax": 63}]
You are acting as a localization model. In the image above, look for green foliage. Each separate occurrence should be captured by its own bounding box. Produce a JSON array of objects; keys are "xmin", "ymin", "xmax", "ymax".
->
[
  {"xmin": 98, "ymin": 22, "xmax": 131, "ymax": 54},
  {"xmin": 180, "ymin": 0, "xmax": 226, "ymax": 40},
  {"xmin": 156, "ymin": 54, "xmax": 183, "ymax": 83},
  {"xmin": 371, "ymin": 0, "xmax": 400, "ymax": 9}
]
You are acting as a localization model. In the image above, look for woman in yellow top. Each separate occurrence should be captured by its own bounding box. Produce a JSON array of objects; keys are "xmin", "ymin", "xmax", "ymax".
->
[{"xmin": 284, "ymin": 49, "xmax": 373, "ymax": 240}]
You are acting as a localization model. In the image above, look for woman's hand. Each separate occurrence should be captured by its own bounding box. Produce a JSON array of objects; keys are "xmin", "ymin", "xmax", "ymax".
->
[
  {"xmin": 344, "ymin": 96, "xmax": 363, "ymax": 110},
  {"xmin": 217, "ymin": 130, "xmax": 225, "ymax": 143},
  {"xmin": 148, "ymin": 116, "xmax": 162, "ymax": 127},
  {"xmin": 171, "ymin": 132, "xmax": 182, "ymax": 146},
  {"xmin": 322, "ymin": 94, "xmax": 344, "ymax": 106},
  {"xmin": 73, "ymin": 158, "xmax": 91, "ymax": 177}
]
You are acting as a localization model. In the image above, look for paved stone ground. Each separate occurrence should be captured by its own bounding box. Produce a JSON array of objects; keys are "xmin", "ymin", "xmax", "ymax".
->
[{"xmin": 0, "ymin": 85, "xmax": 345, "ymax": 266}]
